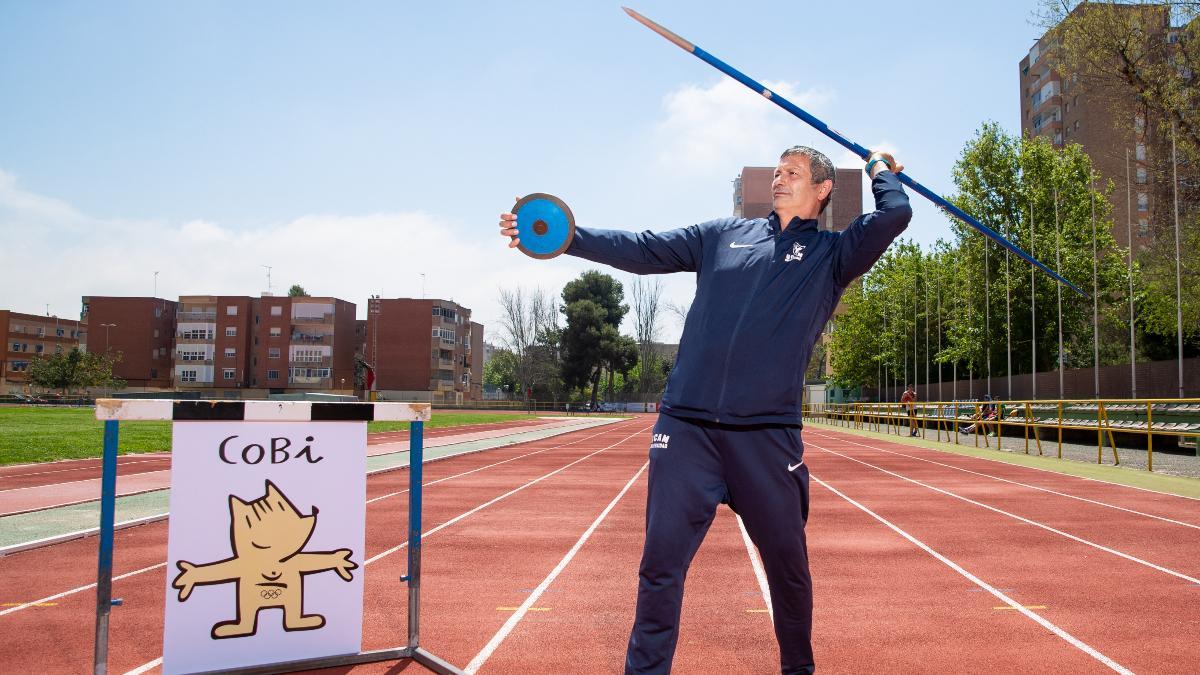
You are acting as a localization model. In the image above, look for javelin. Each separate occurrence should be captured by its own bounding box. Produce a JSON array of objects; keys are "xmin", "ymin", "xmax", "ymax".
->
[{"xmin": 622, "ymin": 7, "xmax": 1088, "ymax": 298}]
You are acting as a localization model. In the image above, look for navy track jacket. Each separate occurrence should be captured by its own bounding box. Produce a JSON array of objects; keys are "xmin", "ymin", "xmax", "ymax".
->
[{"xmin": 566, "ymin": 170, "xmax": 912, "ymax": 425}]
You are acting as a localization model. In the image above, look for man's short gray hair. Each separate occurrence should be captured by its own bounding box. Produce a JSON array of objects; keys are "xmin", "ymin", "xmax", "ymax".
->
[{"xmin": 780, "ymin": 145, "xmax": 835, "ymax": 213}]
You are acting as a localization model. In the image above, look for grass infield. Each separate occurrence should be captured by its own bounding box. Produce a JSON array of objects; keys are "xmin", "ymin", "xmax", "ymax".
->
[{"xmin": 0, "ymin": 407, "xmax": 543, "ymax": 465}]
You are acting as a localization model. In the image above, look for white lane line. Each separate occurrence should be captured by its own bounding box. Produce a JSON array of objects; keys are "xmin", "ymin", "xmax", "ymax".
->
[
  {"xmin": 806, "ymin": 424, "xmax": 1200, "ymax": 502},
  {"xmin": 0, "ymin": 457, "xmax": 168, "ymax": 485},
  {"xmin": 365, "ymin": 425, "xmax": 652, "ymax": 565},
  {"xmin": 0, "ymin": 562, "xmax": 167, "ymax": 618},
  {"xmin": 811, "ymin": 474, "xmax": 1133, "ymax": 675},
  {"xmin": 365, "ymin": 424, "xmax": 617, "ymax": 504},
  {"xmin": 735, "ymin": 514, "xmax": 773, "ymax": 620},
  {"xmin": 465, "ymin": 460, "xmax": 650, "ymax": 674},
  {"xmin": 810, "ymin": 442, "xmax": 1200, "ymax": 586},
  {"xmin": 1, "ymin": 421, "xmax": 647, "ymax": 620},
  {"xmin": 123, "ymin": 657, "xmax": 161, "ymax": 674},
  {"xmin": 809, "ymin": 432, "xmax": 1200, "ymax": 530}
]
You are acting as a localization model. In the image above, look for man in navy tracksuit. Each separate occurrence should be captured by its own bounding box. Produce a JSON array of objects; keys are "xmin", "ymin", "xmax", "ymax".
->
[{"xmin": 500, "ymin": 146, "xmax": 911, "ymax": 674}]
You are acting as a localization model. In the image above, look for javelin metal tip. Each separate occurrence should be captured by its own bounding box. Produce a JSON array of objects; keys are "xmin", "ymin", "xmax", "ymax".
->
[{"xmin": 622, "ymin": 6, "xmax": 695, "ymax": 53}]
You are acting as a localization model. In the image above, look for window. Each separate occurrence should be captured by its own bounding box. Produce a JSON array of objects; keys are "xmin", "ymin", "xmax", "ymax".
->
[
  {"xmin": 271, "ymin": 306, "xmax": 282, "ymax": 316},
  {"xmin": 267, "ymin": 369, "xmax": 279, "ymax": 380},
  {"xmin": 1136, "ymin": 144, "xmax": 1146, "ymax": 161},
  {"xmin": 1136, "ymin": 167, "xmax": 1148, "ymax": 184},
  {"xmin": 225, "ymin": 327, "xmax": 237, "ymax": 337},
  {"xmin": 268, "ymin": 347, "xmax": 281, "ymax": 359},
  {"xmin": 1073, "ymin": 120, "xmax": 1079, "ymax": 130},
  {"xmin": 180, "ymin": 369, "xmax": 197, "ymax": 382},
  {"xmin": 1137, "ymin": 193, "xmax": 1149, "ymax": 212},
  {"xmin": 223, "ymin": 368, "xmax": 236, "ymax": 380},
  {"xmin": 179, "ymin": 328, "xmax": 213, "ymax": 340},
  {"xmin": 36, "ymin": 327, "xmax": 44, "ymax": 336},
  {"xmin": 153, "ymin": 329, "xmax": 159, "ymax": 338},
  {"xmin": 34, "ymin": 345, "xmax": 43, "ymax": 354},
  {"xmin": 155, "ymin": 307, "xmax": 162, "ymax": 318},
  {"xmin": 11, "ymin": 325, "xmax": 23, "ymax": 334},
  {"xmin": 226, "ymin": 305, "xmax": 237, "ymax": 316},
  {"xmin": 224, "ymin": 347, "xmax": 236, "ymax": 358},
  {"xmin": 11, "ymin": 342, "xmax": 20, "ymax": 352},
  {"xmin": 1135, "ymin": 114, "xmax": 1145, "ymax": 133},
  {"xmin": 269, "ymin": 327, "xmax": 282, "ymax": 337},
  {"xmin": 56, "ymin": 327, "xmax": 64, "ymax": 337},
  {"xmin": 10, "ymin": 361, "xmax": 28, "ymax": 372},
  {"xmin": 1138, "ymin": 219, "xmax": 1149, "ymax": 235},
  {"xmin": 461, "ymin": 373, "xmax": 469, "ymax": 385},
  {"xmin": 293, "ymin": 348, "xmax": 323, "ymax": 362}
]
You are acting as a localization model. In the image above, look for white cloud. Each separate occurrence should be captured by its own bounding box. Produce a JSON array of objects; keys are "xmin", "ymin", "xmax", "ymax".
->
[{"xmin": 652, "ymin": 78, "xmax": 835, "ymax": 177}]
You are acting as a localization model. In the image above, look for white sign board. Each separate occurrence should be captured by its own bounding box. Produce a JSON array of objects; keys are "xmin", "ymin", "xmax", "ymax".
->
[{"xmin": 162, "ymin": 421, "xmax": 367, "ymax": 674}]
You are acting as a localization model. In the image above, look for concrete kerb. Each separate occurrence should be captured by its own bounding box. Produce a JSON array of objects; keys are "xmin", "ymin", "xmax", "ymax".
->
[
  {"xmin": 0, "ymin": 416, "xmax": 627, "ymax": 556},
  {"xmin": 804, "ymin": 420, "xmax": 1200, "ymax": 500}
]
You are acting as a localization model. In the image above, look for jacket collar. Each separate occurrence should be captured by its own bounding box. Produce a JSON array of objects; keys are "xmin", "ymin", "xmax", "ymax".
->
[{"xmin": 769, "ymin": 211, "xmax": 819, "ymax": 238}]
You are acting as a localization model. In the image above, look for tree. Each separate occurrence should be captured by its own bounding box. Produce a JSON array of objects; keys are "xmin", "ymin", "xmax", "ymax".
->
[
  {"xmin": 560, "ymin": 271, "xmax": 629, "ymax": 406},
  {"xmin": 629, "ymin": 276, "xmax": 664, "ymax": 393},
  {"xmin": 27, "ymin": 348, "xmax": 125, "ymax": 394},
  {"xmin": 1039, "ymin": 0, "xmax": 1199, "ymax": 350},
  {"xmin": 288, "ymin": 284, "xmax": 309, "ymax": 297},
  {"xmin": 828, "ymin": 123, "xmax": 1133, "ymax": 397},
  {"xmin": 483, "ymin": 348, "xmax": 520, "ymax": 394}
]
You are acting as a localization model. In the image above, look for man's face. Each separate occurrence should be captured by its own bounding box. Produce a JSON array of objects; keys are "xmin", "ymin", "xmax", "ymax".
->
[{"xmin": 772, "ymin": 154, "xmax": 831, "ymax": 219}]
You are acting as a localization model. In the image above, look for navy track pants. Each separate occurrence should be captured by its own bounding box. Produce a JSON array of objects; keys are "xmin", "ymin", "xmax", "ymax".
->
[{"xmin": 625, "ymin": 414, "xmax": 814, "ymax": 675}]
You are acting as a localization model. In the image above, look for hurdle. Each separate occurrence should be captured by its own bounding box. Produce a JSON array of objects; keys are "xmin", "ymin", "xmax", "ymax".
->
[{"xmin": 91, "ymin": 399, "xmax": 465, "ymax": 675}]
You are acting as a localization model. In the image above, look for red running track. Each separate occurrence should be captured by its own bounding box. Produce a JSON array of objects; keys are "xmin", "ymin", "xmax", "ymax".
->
[
  {"xmin": 1, "ymin": 421, "xmax": 1197, "ymax": 673},
  {"xmin": 0, "ymin": 418, "xmax": 550, "ymax": 498}
]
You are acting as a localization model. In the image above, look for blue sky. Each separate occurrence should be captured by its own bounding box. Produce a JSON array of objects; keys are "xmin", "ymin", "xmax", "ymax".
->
[{"xmin": 0, "ymin": 1, "xmax": 1048, "ymax": 342}]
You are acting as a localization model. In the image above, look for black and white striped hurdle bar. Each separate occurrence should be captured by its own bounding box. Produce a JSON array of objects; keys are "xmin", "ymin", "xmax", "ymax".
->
[{"xmin": 94, "ymin": 399, "xmax": 432, "ymax": 422}]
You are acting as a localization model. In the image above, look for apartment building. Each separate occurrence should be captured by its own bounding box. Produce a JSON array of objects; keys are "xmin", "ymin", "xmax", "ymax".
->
[
  {"xmin": 1, "ymin": 309, "xmax": 86, "ymax": 394},
  {"xmin": 172, "ymin": 295, "xmax": 358, "ymax": 393},
  {"xmin": 1019, "ymin": 3, "xmax": 1183, "ymax": 249},
  {"xmin": 252, "ymin": 296, "xmax": 357, "ymax": 392},
  {"xmin": 733, "ymin": 166, "xmax": 864, "ymax": 232},
  {"xmin": 80, "ymin": 296, "xmax": 177, "ymax": 389},
  {"xmin": 173, "ymin": 296, "xmax": 255, "ymax": 390},
  {"xmin": 366, "ymin": 297, "xmax": 483, "ymax": 404}
]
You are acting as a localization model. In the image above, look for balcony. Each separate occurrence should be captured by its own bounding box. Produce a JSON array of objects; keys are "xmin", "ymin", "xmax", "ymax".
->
[
  {"xmin": 291, "ymin": 332, "xmax": 329, "ymax": 344},
  {"xmin": 1034, "ymin": 95, "xmax": 1061, "ymax": 116},
  {"xmin": 291, "ymin": 313, "xmax": 335, "ymax": 325},
  {"xmin": 178, "ymin": 311, "xmax": 217, "ymax": 322},
  {"xmin": 175, "ymin": 358, "xmax": 214, "ymax": 366},
  {"xmin": 176, "ymin": 335, "xmax": 215, "ymax": 344},
  {"xmin": 289, "ymin": 357, "xmax": 332, "ymax": 367},
  {"xmin": 430, "ymin": 379, "xmax": 457, "ymax": 392},
  {"xmin": 288, "ymin": 376, "xmax": 332, "ymax": 387}
]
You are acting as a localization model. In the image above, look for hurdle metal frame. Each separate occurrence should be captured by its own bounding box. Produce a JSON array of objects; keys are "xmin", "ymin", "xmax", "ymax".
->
[{"xmin": 91, "ymin": 399, "xmax": 465, "ymax": 675}]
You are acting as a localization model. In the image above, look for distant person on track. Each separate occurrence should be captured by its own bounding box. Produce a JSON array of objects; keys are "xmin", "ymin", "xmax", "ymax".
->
[
  {"xmin": 901, "ymin": 384, "xmax": 919, "ymax": 437},
  {"xmin": 500, "ymin": 146, "xmax": 911, "ymax": 675}
]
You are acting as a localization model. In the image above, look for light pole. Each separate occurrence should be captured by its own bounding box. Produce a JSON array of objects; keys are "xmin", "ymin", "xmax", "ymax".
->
[
  {"xmin": 100, "ymin": 323, "xmax": 117, "ymax": 353},
  {"xmin": 1172, "ymin": 122, "xmax": 1183, "ymax": 398}
]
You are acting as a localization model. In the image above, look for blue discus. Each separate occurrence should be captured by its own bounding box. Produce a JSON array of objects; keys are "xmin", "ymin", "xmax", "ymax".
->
[{"xmin": 512, "ymin": 193, "xmax": 575, "ymax": 259}]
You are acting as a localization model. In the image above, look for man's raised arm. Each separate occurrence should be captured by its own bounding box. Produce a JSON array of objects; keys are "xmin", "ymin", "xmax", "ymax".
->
[{"xmin": 832, "ymin": 151, "xmax": 913, "ymax": 286}]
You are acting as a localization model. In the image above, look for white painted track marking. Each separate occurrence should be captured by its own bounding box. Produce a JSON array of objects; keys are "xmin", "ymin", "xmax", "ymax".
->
[
  {"xmin": 736, "ymin": 514, "xmax": 773, "ymax": 620},
  {"xmin": 366, "ymin": 425, "xmax": 651, "ymax": 564},
  {"xmin": 808, "ymin": 431, "xmax": 1200, "ymax": 530},
  {"xmin": 812, "ymin": 474, "xmax": 1134, "ymax": 675},
  {"xmin": 810, "ymin": 442, "xmax": 1200, "ymax": 586},
  {"xmin": 465, "ymin": 460, "xmax": 650, "ymax": 673}
]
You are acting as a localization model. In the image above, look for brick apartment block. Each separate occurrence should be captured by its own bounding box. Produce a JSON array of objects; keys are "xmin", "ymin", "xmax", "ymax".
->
[
  {"xmin": 366, "ymin": 297, "xmax": 483, "ymax": 404},
  {"xmin": 173, "ymin": 295, "xmax": 357, "ymax": 393},
  {"xmin": 1020, "ymin": 3, "xmax": 1186, "ymax": 250},
  {"xmin": 81, "ymin": 296, "xmax": 177, "ymax": 389},
  {"xmin": 1, "ymin": 309, "xmax": 86, "ymax": 394}
]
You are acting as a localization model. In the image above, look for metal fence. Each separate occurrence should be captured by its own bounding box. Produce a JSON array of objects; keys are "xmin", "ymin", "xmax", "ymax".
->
[{"xmin": 803, "ymin": 399, "xmax": 1200, "ymax": 473}]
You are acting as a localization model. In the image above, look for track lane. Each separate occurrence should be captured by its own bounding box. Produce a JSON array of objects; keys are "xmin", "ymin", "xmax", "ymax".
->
[
  {"xmin": 808, "ymin": 437, "xmax": 1200, "ymax": 583},
  {"xmin": 0, "ymin": 420, "xmax": 649, "ymax": 673},
  {"xmin": 807, "ymin": 439, "xmax": 1200, "ymax": 673}
]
